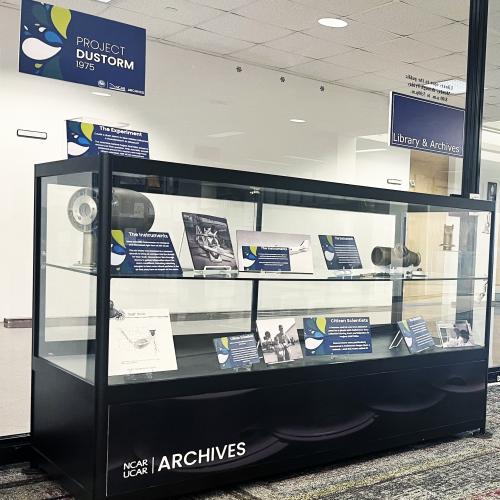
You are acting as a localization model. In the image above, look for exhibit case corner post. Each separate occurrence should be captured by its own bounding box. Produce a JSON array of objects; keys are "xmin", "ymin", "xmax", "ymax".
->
[{"xmin": 32, "ymin": 154, "xmax": 495, "ymax": 500}]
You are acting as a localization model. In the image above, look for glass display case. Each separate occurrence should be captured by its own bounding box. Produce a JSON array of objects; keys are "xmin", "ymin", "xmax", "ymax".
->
[{"xmin": 32, "ymin": 155, "xmax": 495, "ymax": 500}]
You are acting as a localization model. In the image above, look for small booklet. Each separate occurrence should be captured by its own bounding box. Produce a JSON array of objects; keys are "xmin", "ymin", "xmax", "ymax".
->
[
  {"xmin": 437, "ymin": 320, "xmax": 475, "ymax": 347},
  {"xmin": 213, "ymin": 334, "xmax": 260, "ymax": 370},
  {"xmin": 108, "ymin": 307, "xmax": 178, "ymax": 376},
  {"xmin": 397, "ymin": 317, "xmax": 435, "ymax": 353},
  {"xmin": 256, "ymin": 317, "xmax": 303, "ymax": 365}
]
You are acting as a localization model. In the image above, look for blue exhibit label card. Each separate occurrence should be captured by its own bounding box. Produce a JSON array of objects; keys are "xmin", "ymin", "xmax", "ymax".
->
[
  {"xmin": 318, "ymin": 235, "xmax": 362, "ymax": 270},
  {"xmin": 111, "ymin": 231, "xmax": 182, "ymax": 276},
  {"xmin": 20, "ymin": 0, "xmax": 146, "ymax": 95},
  {"xmin": 214, "ymin": 334, "xmax": 260, "ymax": 370},
  {"xmin": 242, "ymin": 246, "xmax": 291, "ymax": 272},
  {"xmin": 390, "ymin": 92, "xmax": 464, "ymax": 157},
  {"xmin": 304, "ymin": 316, "xmax": 372, "ymax": 356},
  {"xmin": 67, "ymin": 120, "xmax": 149, "ymax": 159},
  {"xmin": 397, "ymin": 316, "xmax": 435, "ymax": 354}
]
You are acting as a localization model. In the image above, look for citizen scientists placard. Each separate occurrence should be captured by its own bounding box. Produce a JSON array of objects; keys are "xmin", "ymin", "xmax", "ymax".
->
[
  {"xmin": 390, "ymin": 92, "xmax": 464, "ymax": 158},
  {"xmin": 20, "ymin": 0, "xmax": 146, "ymax": 95},
  {"xmin": 66, "ymin": 120, "xmax": 149, "ymax": 159}
]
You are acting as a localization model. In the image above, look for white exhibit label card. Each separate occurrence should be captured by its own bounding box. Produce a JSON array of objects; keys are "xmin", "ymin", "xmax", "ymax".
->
[{"xmin": 108, "ymin": 308, "xmax": 178, "ymax": 376}]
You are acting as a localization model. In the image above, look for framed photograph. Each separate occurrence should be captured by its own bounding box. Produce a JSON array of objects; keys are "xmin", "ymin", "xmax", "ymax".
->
[{"xmin": 182, "ymin": 212, "xmax": 237, "ymax": 271}]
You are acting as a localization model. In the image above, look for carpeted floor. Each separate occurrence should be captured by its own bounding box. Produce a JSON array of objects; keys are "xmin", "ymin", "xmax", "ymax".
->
[{"xmin": 2, "ymin": 386, "xmax": 500, "ymax": 500}]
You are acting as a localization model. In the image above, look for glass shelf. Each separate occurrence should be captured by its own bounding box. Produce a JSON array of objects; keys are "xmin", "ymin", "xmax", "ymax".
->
[{"xmin": 46, "ymin": 263, "xmax": 488, "ymax": 283}]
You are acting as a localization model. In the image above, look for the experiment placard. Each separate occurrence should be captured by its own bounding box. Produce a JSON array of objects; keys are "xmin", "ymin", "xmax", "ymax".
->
[
  {"xmin": 390, "ymin": 92, "xmax": 464, "ymax": 157},
  {"xmin": 304, "ymin": 316, "xmax": 372, "ymax": 356},
  {"xmin": 67, "ymin": 120, "xmax": 149, "ymax": 158},
  {"xmin": 111, "ymin": 231, "xmax": 182, "ymax": 277},
  {"xmin": 20, "ymin": 0, "xmax": 146, "ymax": 95}
]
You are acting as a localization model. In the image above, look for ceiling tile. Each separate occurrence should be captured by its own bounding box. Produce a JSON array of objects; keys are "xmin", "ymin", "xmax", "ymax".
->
[
  {"xmin": 189, "ymin": 0, "xmax": 257, "ymax": 11},
  {"xmin": 165, "ymin": 27, "xmax": 253, "ymax": 53},
  {"xmin": 234, "ymin": 0, "xmax": 328, "ymax": 31},
  {"xmin": 199, "ymin": 12, "xmax": 292, "ymax": 43},
  {"xmin": 101, "ymin": 7, "xmax": 186, "ymax": 38},
  {"xmin": 485, "ymin": 68, "xmax": 500, "ymax": 90},
  {"xmin": 266, "ymin": 33, "xmax": 351, "ymax": 59},
  {"xmin": 304, "ymin": 20, "xmax": 398, "ymax": 49},
  {"xmin": 112, "ymin": 0, "xmax": 222, "ymax": 26},
  {"xmin": 411, "ymin": 22, "xmax": 469, "ymax": 53},
  {"xmin": 351, "ymin": 2, "xmax": 451, "ymax": 36},
  {"xmin": 18, "ymin": 0, "xmax": 110, "ymax": 14},
  {"xmin": 416, "ymin": 53, "xmax": 468, "ymax": 77},
  {"xmin": 369, "ymin": 37, "xmax": 451, "ymax": 63},
  {"xmin": 402, "ymin": 0, "xmax": 470, "ymax": 22},
  {"xmin": 324, "ymin": 49, "xmax": 394, "ymax": 73},
  {"xmin": 291, "ymin": 0, "xmax": 392, "ymax": 17},
  {"xmin": 288, "ymin": 60, "xmax": 363, "ymax": 82},
  {"xmin": 231, "ymin": 45, "xmax": 312, "ymax": 68},
  {"xmin": 336, "ymin": 73, "xmax": 397, "ymax": 92}
]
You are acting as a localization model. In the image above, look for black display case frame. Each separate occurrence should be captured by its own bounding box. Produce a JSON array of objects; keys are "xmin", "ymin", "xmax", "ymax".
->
[{"xmin": 32, "ymin": 154, "xmax": 496, "ymax": 500}]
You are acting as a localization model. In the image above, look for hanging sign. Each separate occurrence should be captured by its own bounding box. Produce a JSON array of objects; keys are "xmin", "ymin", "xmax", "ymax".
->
[
  {"xmin": 20, "ymin": 0, "xmax": 146, "ymax": 95},
  {"xmin": 66, "ymin": 120, "xmax": 149, "ymax": 158},
  {"xmin": 389, "ymin": 92, "xmax": 464, "ymax": 157}
]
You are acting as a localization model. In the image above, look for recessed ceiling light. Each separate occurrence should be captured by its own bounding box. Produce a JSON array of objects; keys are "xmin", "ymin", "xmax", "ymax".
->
[
  {"xmin": 318, "ymin": 18, "xmax": 348, "ymax": 28},
  {"xmin": 290, "ymin": 118, "xmax": 306, "ymax": 123},
  {"xmin": 95, "ymin": 0, "xmax": 112, "ymax": 3},
  {"xmin": 91, "ymin": 91, "xmax": 111, "ymax": 97},
  {"xmin": 207, "ymin": 131, "xmax": 244, "ymax": 138}
]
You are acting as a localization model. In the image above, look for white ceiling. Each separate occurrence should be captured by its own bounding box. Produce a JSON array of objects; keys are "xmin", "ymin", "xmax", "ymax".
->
[{"xmin": 3, "ymin": 0, "xmax": 500, "ymax": 110}]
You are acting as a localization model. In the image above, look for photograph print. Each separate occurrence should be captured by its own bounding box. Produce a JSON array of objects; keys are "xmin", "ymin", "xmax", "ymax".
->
[
  {"xmin": 256, "ymin": 317, "xmax": 303, "ymax": 365},
  {"xmin": 182, "ymin": 212, "xmax": 237, "ymax": 271}
]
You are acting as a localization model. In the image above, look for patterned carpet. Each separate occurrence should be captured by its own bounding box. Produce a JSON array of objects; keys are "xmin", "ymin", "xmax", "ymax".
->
[{"xmin": 2, "ymin": 386, "xmax": 500, "ymax": 500}]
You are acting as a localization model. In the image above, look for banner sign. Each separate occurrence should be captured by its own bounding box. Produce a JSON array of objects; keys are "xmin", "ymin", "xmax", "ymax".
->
[
  {"xmin": 318, "ymin": 235, "xmax": 362, "ymax": 270},
  {"xmin": 111, "ymin": 231, "xmax": 182, "ymax": 277},
  {"xmin": 66, "ymin": 120, "xmax": 149, "ymax": 159},
  {"xmin": 304, "ymin": 316, "xmax": 372, "ymax": 356},
  {"xmin": 390, "ymin": 92, "xmax": 464, "ymax": 157},
  {"xmin": 20, "ymin": 0, "xmax": 146, "ymax": 95}
]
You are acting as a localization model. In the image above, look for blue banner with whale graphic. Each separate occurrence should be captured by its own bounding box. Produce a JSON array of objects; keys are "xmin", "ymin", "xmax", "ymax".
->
[
  {"xmin": 20, "ymin": 0, "xmax": 145, "ymax": 95},
  {"xmin": 66, "ymin": 120, "xmax": 149, "ymax": 159}
]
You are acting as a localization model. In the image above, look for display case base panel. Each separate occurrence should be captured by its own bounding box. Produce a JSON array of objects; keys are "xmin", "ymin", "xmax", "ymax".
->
[{"xmin": 106, "ymin": 360, "xmax": 486, "ymax": 498}]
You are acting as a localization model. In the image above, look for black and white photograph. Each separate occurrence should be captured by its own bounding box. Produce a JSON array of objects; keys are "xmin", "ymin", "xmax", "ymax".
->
[
  {"xmin": 437, "ymin": 320, "xmax": 475, "ymax": 348},
  {"xmin": 256, "ymin": 317, "xmax": 303, "ymax": 365},
  {"xmin": 182, "ymin": 212, "xmax": 237, "ymax": 271}
]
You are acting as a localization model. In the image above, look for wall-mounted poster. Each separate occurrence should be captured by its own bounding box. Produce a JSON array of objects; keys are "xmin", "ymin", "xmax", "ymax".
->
[
  {"xmin": 256, "ymin": 317, "xmax": 303, "ymax": 365},
  {"xmin": 318, "ymin": 235, "xmax": 362, "ymax": 270},
  {"xmin": 67, "ymin": 120, "xmax": 149, "ymax": 159},
  {"xmin": 236, "ymin": 231, "xmax": 313, "ymax": 273},
  {"xmin": 20, "ymin": 0, "xmax": 146, "ymax": 95},
  {"xmin": 108, "ymin": 306, "xmax": 178, "ymax": 377},
  {"xmin": 182, "ymin": 212, "xmax": 237, "ymax": 271}
]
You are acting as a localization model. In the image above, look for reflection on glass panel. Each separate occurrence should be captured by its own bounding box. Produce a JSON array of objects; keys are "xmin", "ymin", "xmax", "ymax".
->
[{"xmin": 38, "ymin": 173, "xmax": 98, "ymax": 383}]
